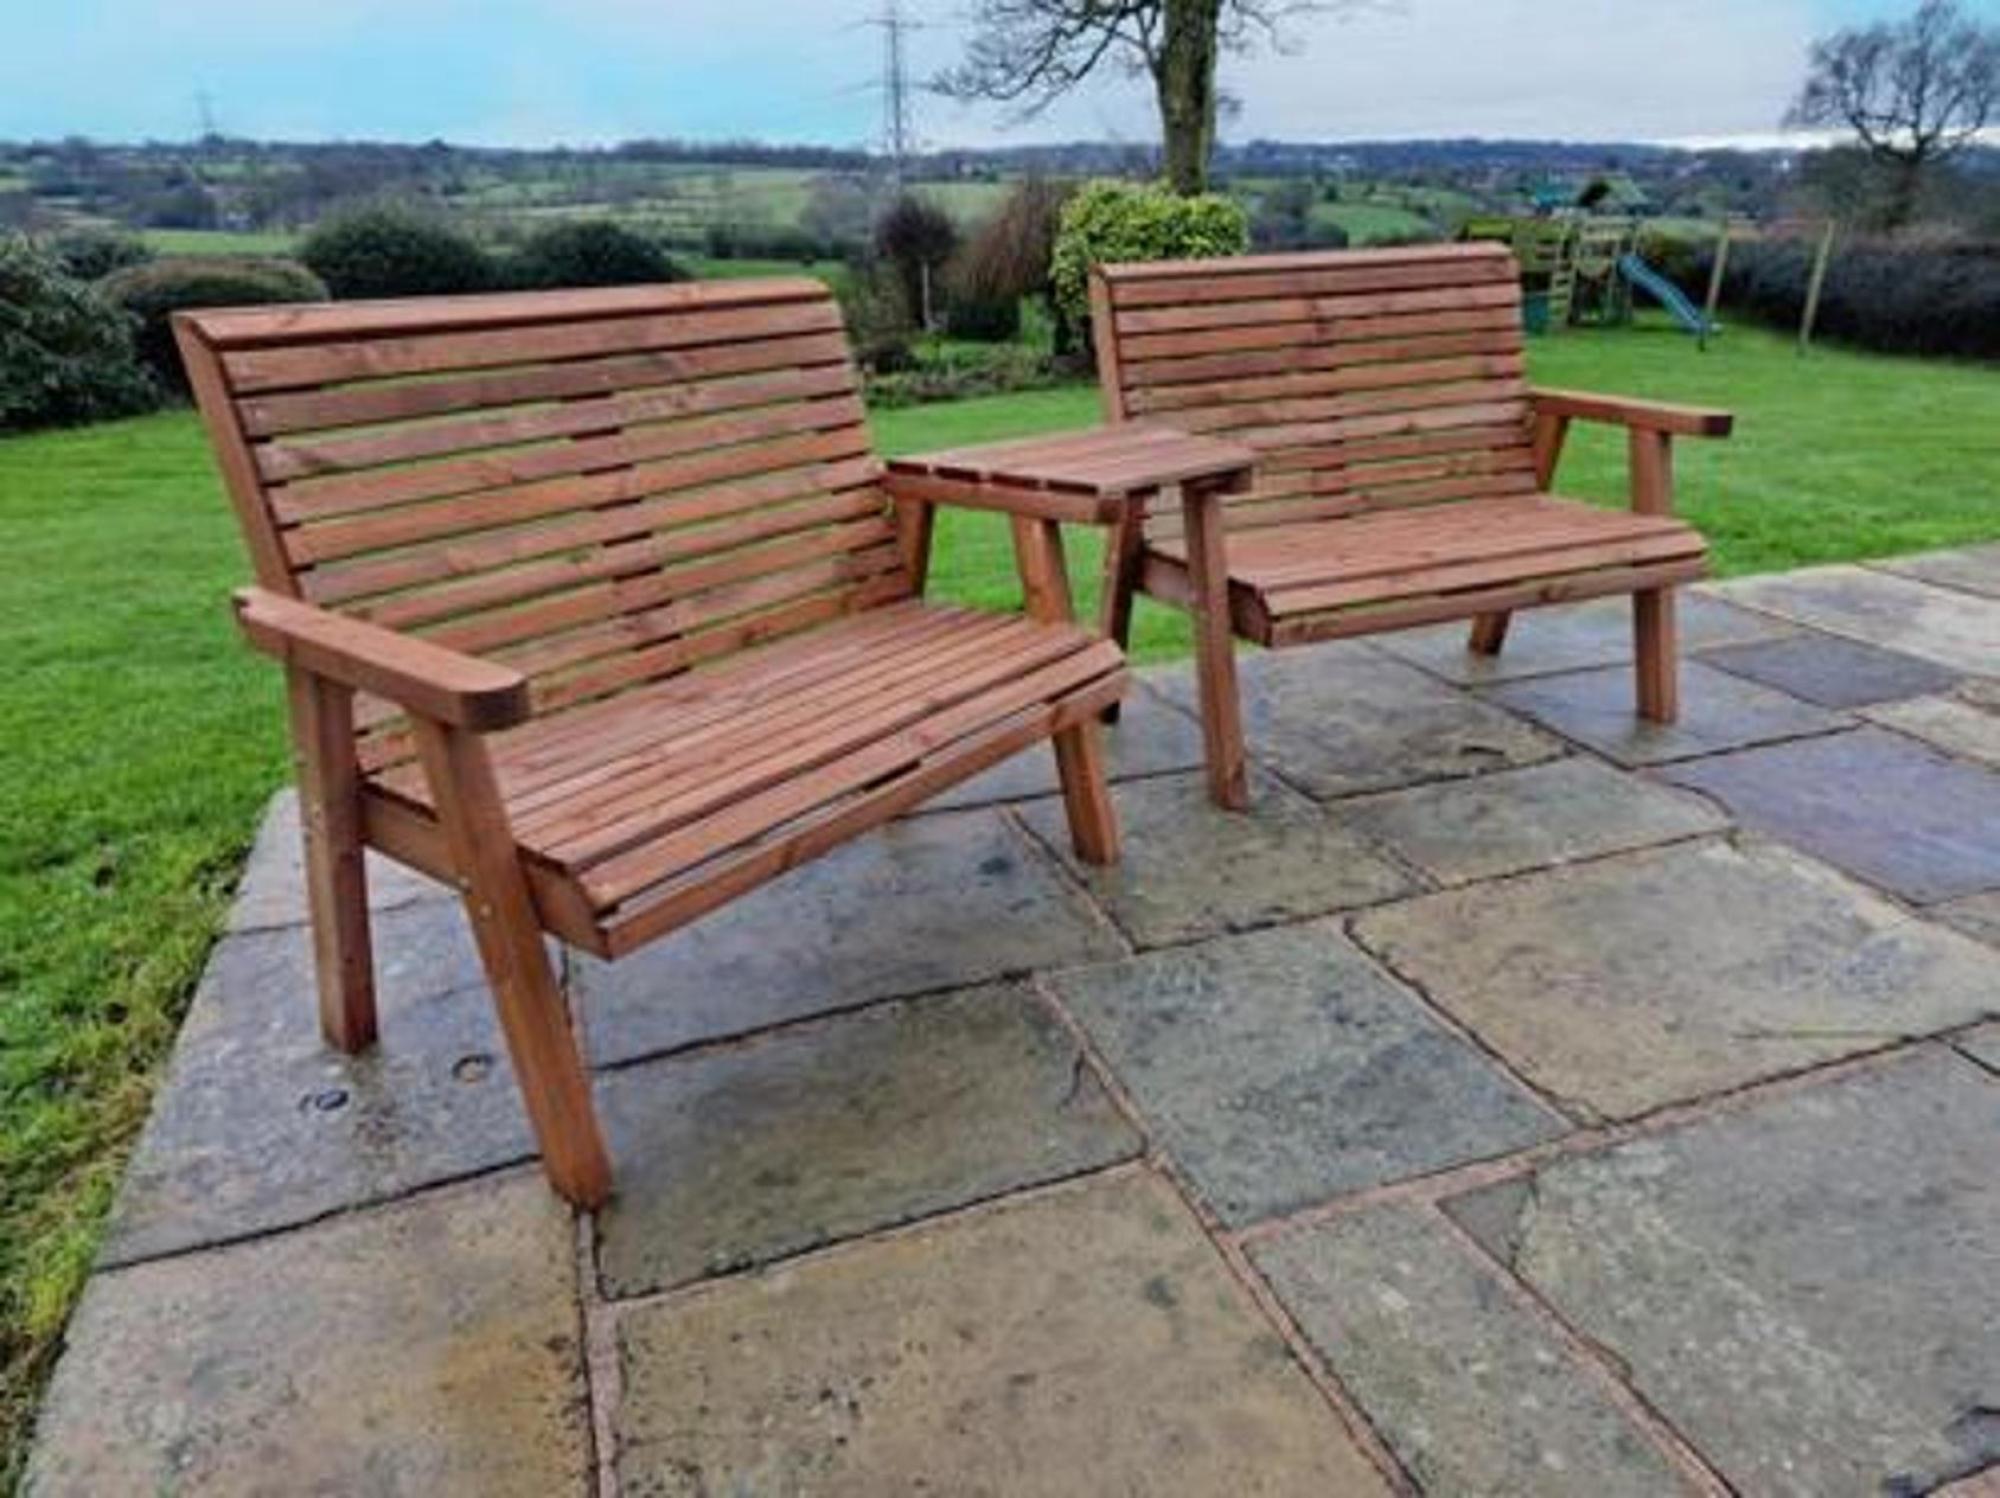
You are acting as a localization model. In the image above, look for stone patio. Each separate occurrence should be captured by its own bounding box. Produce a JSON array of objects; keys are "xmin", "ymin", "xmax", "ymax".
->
[{"xmin": 26, "ymin": 549, "xmax": 2000, "ymax": 1497}]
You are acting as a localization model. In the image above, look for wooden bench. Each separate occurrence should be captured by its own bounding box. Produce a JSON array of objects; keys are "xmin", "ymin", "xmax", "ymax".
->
[
  {"xmin": 1089, "ymin": 242, "xmax": 1734, "ymax": 807},
  {"xmin": 176, "ymin": 279, "xmax": 1131, "ymax": 1206}
]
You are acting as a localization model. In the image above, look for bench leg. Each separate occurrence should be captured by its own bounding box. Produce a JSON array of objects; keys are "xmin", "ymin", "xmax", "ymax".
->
[
  {"xmin": 412, "ymin": 719, "xmax": 613, "ymax": 1209},
  {"xmin": 1182, "ymin": 481, "xmax": 1250, "ymax": 811},
  {"xmin": 1096, "ymin": 509, "xmax": 1144, "ymax": 724},
  {"xmin": 288, "ymin": 670, "xmax": 378, "ymax": 1053},
  {"xmin": 1053, "ymin": 717, "xmax": 1120, "ymax": 865},
  {"xmin": 1468, "ymin": 611, "xmax": 1512, "ymax": 656},
  {"xmin": 1634, "ymin": 587, "xmax": 1679, "ymax": 723}
]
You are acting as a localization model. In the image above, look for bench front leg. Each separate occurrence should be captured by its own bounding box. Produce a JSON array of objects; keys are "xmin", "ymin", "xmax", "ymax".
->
[
  {"xmin": 1468, "ymin": 407, "xmax": 1572, "ymax": 658},
  {"xmin": 409, "ymin": 717, "xmax": 613, "ymax": 1208},
  {"xmin": 1180, "ymin": 478, "xmax": 1250, "ymax": 810},
  {"xmin": 287, "ymin": 668, "xmax": 377, "ymax": 1053}
]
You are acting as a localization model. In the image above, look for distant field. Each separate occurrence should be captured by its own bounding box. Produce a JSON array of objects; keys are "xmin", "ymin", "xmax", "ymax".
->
[{"xmin": 139, "ymin": 228, "xmax": 297, "ymax": 256}]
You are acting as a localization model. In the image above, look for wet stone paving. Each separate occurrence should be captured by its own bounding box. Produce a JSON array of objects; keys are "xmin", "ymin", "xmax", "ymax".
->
[{"xmin": 25, "ymin": 550, "xmax": 2000, "ymax": 1497}]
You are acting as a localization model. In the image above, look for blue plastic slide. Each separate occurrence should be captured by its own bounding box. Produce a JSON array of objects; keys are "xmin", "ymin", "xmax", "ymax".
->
[{"xmin": 1617, "ymin": 253, "xmax": 1716, "ymax": 337}]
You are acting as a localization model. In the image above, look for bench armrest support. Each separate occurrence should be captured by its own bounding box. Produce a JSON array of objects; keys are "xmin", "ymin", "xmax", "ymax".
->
[
  {"xmin": 1530, "ymin": 388, "xmax": 1734, "ymax": 438},
  {"xmin": 235, "ymin": 587, "xmax": 532, "ymax": 732}
]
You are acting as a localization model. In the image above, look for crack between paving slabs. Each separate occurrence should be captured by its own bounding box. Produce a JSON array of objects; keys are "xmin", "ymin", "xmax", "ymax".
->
[
  {"xmin": 1423, "ymin": 1194, "xmax": 1741, "ymax": 1497},
  {"xmin": 1025, "ymin": 971, "xmax": 1421, "ymax": 1496}
]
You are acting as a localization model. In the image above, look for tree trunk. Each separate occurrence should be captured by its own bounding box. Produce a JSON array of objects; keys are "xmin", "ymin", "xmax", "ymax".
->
[
  {"xmin": 1156, "ymin": 0, "xmax": 1224, "ymax": 195},
  {"xmin": 1881, "ymin": 155, "xmax": 1926, "ymax": 231}
]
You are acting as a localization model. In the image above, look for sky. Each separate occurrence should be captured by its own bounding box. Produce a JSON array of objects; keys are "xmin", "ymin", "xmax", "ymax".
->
[{"xmin": 0, "ymin": 0, "xmax": 1966, "ymax": 150}]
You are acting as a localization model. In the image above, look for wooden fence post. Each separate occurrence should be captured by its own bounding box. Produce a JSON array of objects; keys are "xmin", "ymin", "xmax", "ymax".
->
[{"xmin": 1799, "ymin": 221, "xmax": 1836, "ymax": 356}]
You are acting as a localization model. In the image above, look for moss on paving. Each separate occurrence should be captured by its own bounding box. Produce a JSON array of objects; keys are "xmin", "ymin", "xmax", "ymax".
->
[{"xmin": 2, "ymin": 318, "xmax": 1997, "ymax": 1477}]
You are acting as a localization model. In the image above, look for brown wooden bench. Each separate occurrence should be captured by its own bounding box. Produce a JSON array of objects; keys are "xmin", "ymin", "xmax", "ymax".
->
[
  {"xmin": 1089, "ymin": 242, "xmax": 1734, "ymax": 807},
  {"xmin": 176, "ymin": 279, "xmax": 1133, "ymax": 1206}
]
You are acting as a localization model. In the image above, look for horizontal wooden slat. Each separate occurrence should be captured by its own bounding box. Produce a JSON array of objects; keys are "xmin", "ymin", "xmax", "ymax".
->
[
  {"xmin": 1098, "ymin": 241, "xmax": 1511, "ymax": 287},
  {"xmin": 1118, "ymin": 303, "xmax": 1522, "ymax": 365},
  {"xmin": 305, "ymin": 457, "xmax": 881, "ymax": 606},
  {"xmin": 580, "ymin": 639, "xmax": 1124, "ymax": 904},
  {"xmin": 1111, "ymin": 280, "xmax": 1520, "ymax": 336},
  {"xmin": 1121, "ymin": 328, "xmax": 1522, "ymax": 391},
  {"xmin": 257, "ymin": 363, "xmax": 857, "ymax": 480},
  {"xmin": 599, "ymin": 673, "xmax": 1126, "ymax": 955},
  {"xmin": 182, "ymin": 276, "xmax": 829, "ymax": 348},
  {"xmin": 271, "ymin": 393, "xmax": 864, "ymax": 522},
  {"xmin": 1108, "ymin": 254, "xmax": 1516, "ymax": 309},
  {"xmin": 224, "ymin": 297, "xmax": 844, "ymax": 393},
  {"xmin": 284, "ymin": 425, "xmax": 873, "ymax": 565},
  {"xmin": 239, "ymin": 330, "xmax": 854, "ymax": 437}
]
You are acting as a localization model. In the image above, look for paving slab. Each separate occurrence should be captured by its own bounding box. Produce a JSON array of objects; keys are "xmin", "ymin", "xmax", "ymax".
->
[
  {"xmin": 1864, "ymin": 691, "xmax": 2000, "ymax": 769},
  {"xmin": 1048, "ymin": 922, "xmax": 1564, "ymax": 1225},
  {"xmin": 1352, "ymin": 840, "xmax": 1998, "ymax": 1120},
  {"xmin": 1716, "ymin": 565, "xmax": 2000, "ymax": 676},
  {"xmin": 592, "ymin": 983, "xmax": 1139, "ymax": 1297},
  {"xmin": 1442, "ymin": 1048, "xmax": 2000, "ymax": 1498},
  {"xmin": 28, "ymin": 1172, "xmax": 589, "ymax": 1497},
  {"xmin": 1252, "ymin": 1202, "xmax": 1697, "ymax": 1497},
  {"xmin": 1482, "ymin": 660, "xmax": 1848, "ymax": 766},
  {"xmin": 1015, "ymin": 768, "xmax": 1418, "ymax": 947},
  {"xmin": 1872, "ymin": 542, "xmax": 2000, "ymax": 600},
  {"xmin": 1662, "ymin": 728, "xmax": 2000, "ymax": 905},
  {"xmin": 228, "ymin": 786, "xmax": 451, "ymax": 933},
  {"xmin": 574, "ymin": 809, "xmax": 1123, "ymax": 1067},
  {"xmin": 919, "ymin": 684, "xmax": 1208, "ymax": 810},
  {"xmin": 1341, "ymin": 757, "xmax": 1727, "ymax": 887},
  {"xmin": 1699, "ymin": 631, "xmax": 1960, "ymax": 708},
  {"xmin": 1151, "ymin": 641, "xmax": 1563, "ymax": 798},
  {"xmin": 1933, "ymin": 891, "xmax": 2000, "ymax": 947},
  {"xmin": 101, "ymin": 900, "xmax": 534, "ymax": 1266},
  {"xmin": 1373, "ymin": 592, "xmax": 1792, "ymax": 683},
  {"xmin": 611, "ymin": 1169, "xmax": 1394, "ymax": 1497}
]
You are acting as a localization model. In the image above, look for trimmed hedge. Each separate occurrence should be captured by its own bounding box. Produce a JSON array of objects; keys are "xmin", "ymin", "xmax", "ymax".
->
[
  {"xmin": 47, "ymin": 229, "xmax": 154, "ymax": 282},
  {"xmin": 101, "ymin": 256, "xmax": 328, "ymax": 394},
  {"xmin": 300, "ymin": 205, "xmax": 492, "ymax": 299},
  {"xmin": 0, "ymin": 235, "xmax": 158, "ymax": 431},
  {"xmin": 1700, "ymin": 238, "xmax": 2000, "ymax": 361},
  {"xmin": 1050, "ymin": 180, "xmax": 1249, "ymax": 347},
  {"xmin": 510, "ymin": 220, "xmax": 688, "ymax": 289}
]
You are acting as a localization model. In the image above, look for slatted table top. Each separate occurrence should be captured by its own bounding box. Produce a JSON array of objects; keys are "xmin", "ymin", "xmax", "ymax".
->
[{"xmin": 886, "ymin": 423, "xmax": 1256, "ymax": 499}]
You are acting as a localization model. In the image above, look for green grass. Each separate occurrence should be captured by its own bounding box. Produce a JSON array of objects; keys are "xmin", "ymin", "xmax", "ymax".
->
[
  {"xmin": 2, "ymin": 319, "xmax": 1998, "ymax": 1479},
  {"xmin": 138, "ymin": 228, "xmax": 300, "ymax": 257}
]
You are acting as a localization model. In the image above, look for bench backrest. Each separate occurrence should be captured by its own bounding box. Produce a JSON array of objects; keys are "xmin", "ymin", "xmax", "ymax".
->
[
  {"xmin": 176, "ymin": 279, "xmax": 910, "ymax": 733},
  {"xmin": 1090, "ymin": 242, "xmax": 1535, "ymax": 539}
]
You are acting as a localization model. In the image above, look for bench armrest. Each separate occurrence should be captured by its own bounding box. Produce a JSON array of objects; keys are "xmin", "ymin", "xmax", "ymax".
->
[
  {"xmin": 234, "ymin": 587, "xmax": 532, "ymax": 732},
  {"xmin": 1530, "ymin": 388, "xmax": 1734, "ymax": 439}
]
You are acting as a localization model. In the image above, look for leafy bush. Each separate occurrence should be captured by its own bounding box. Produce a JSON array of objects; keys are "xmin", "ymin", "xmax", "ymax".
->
[
  {"xmin": 940, "ymin": 285, "xmax": 1021, "ymax": 341},
  {"xmin": 836, "ymin": 259, "xmax": 916, "ymax": 374},
  {"xmin": 0, "ymin": 234, "xmax": 158, "ymax": 431},
  {"xmin": 943, "ymin": 179, "xmax": 1072, "ymax": 344},
  {"xmin": 100, "ymin": 256, "xmax": 328, "ymax": 394},
  {"xmin": 1698, "ymin": 237, "xmax": 2000, "ymax": 360},
  {"xmin": 864, "ymin": 341, "xmax": 1068, "ymax": 408},
  {"xmin": 47, "ymin": 229, "xmax": 153, "ymax": 281},
  {"xmin": 299, "ymin": 204, "xmax": 492, "ymax": 299},
  {"xmin": 1050, "ymin": 180, "xmax": 1249, "ymax": 349},
  {"xmin": 875, "ymin": 194, "xmax": 959, "ymax": 329},
  {"xmin": 510, "ymin": 220, "xmax": 688, "ymax": 289}
]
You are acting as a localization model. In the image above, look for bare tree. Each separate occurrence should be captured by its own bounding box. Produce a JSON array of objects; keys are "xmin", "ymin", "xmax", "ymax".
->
[
  {"xmin": 1786, "ymin": 0, "xmax": 2000, "ymax": 227},
  {"xmin": 938, "ymin": 0, "xmax": 1344, "ymax": 195}
]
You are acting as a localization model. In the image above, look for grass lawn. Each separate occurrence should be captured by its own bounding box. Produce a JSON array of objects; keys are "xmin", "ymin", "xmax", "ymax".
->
[
  {"xmin": 2, "ymin": 317, "xmax": 1997, "ymax": 1476},
  {"xmin": 137, "ymin": 227, "xmax": 301, "ymax": 257}
]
